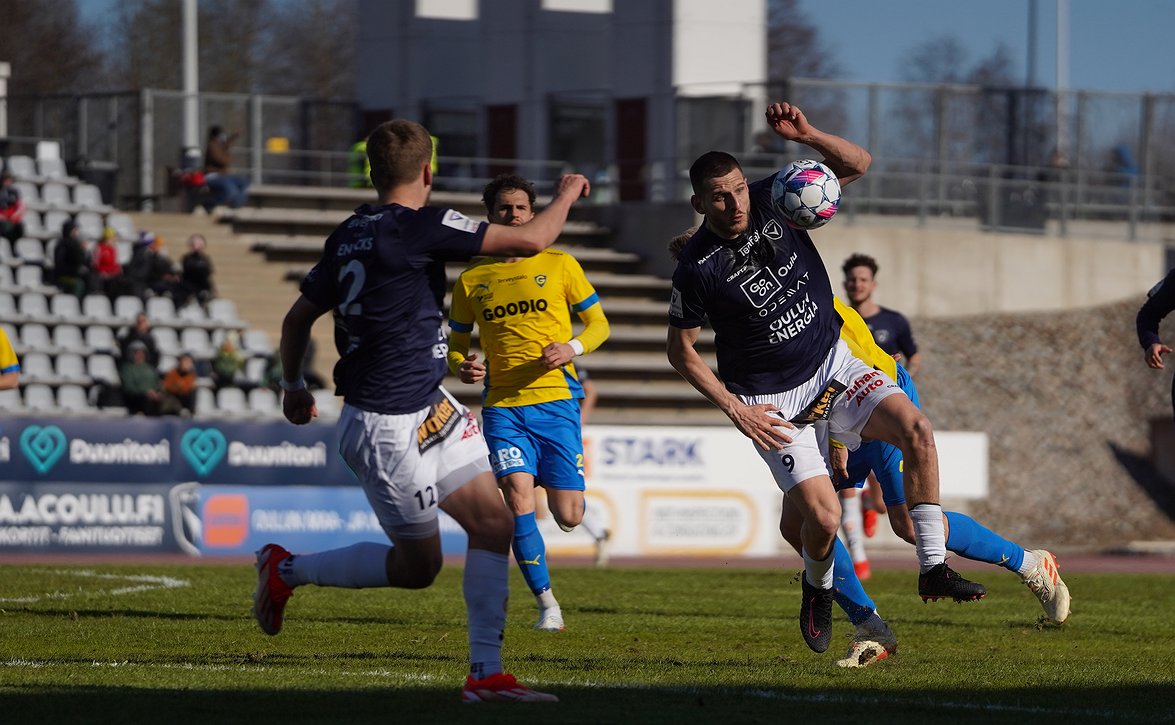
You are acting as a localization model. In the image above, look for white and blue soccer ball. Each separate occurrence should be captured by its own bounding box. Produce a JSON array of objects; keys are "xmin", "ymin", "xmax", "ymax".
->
[{"xmin": 772, "ymin": 159, "xmax": 841, "ymax": 230}]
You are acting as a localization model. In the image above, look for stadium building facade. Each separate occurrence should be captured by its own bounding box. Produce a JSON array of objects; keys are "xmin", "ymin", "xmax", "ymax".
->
[{"xmin": 356, "ymin": 0, "xmax": 767, "ymax": 202}]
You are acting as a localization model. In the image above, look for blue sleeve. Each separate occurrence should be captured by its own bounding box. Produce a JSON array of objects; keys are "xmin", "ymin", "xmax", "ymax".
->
[{"xmin": 1137, "ymin": 268, "xmax": 1175, "ymax": 349}]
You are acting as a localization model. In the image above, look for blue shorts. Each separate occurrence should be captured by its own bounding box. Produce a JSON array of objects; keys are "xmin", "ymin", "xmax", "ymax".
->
[
  {"xmin": 481, "ymin": 398, "xmax": 585, "ymax": 491},
  {"xmin": 837, "ymin": 365, "xmax": 919, "ymax": 506}
]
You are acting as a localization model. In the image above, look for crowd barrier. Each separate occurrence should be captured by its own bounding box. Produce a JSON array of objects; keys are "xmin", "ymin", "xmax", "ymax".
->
[{"xmin": 0, "ymin": 417, "xmax": 988, "ymax": 558}]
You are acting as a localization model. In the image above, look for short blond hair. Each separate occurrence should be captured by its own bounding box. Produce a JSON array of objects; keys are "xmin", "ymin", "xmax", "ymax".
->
[{"xmin": 366, "ymin": 120, "xmax": 433, "ymax": 191}]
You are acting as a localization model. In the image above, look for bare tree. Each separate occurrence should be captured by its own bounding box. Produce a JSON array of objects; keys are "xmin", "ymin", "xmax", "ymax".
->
[
  {"xmin": 765, "ymin": 0, "xmax": 848, "ymax": 147},
  {"xmin": 767, "ymin": 0, "xmax": 842, "ymax": 82},
  {"xmin": 257, "ymin": 0, "xmax": 357, "ymax": 99},
  {"xmin": 0, "ymin": 0, "xmax": 105, "ymax": 97}
]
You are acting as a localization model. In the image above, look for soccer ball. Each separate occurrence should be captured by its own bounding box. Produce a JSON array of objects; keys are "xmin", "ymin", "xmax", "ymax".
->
[{"xmin": 772, "ymin": 159, "xmax": 841, "ymax": 230}]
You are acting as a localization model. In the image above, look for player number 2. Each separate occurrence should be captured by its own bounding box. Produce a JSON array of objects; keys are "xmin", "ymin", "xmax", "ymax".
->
[{"xmin": 337, "ymin": 260, "xmax": 365, "ymax": 316}]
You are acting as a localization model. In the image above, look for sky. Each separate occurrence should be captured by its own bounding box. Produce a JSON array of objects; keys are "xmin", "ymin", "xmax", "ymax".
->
[
  {"xmin": 76, "ymin": 0, "xmax": 1175, "ymax": 96},
  {"xmin": 796, "ymin": 0, "xmax": 1175, "ymax": 94}
]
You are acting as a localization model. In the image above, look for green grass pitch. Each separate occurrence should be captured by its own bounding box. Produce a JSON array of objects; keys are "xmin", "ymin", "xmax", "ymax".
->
[{"xmin": 1, "ymin": 562, "xmax": 1173, "ymax": 724}]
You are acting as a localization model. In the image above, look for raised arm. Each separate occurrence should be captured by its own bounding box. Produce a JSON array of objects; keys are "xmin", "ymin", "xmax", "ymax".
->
[
  {"xmin": 479, "ymin": 174, "xmax": 590, "ymax": 257},
  {"xmin": 765, "ymin": 101, "xmax": 872, "ymax": 187}
]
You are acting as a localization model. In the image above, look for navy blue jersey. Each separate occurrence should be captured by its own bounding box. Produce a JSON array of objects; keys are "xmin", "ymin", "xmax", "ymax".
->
[
  {"xmin": 1137, "ymin": 267, "xmax": 1175, "ymax": 349},
  {"xmin": 863, "ymin": 307, "xmax": 917, "ymax": 358},
  {"xmin": 668, "ymin": 173, "xmax": 841, "ymax": 395},
  {"xmin": 301, "ymin": 203, "xmax": 487, "ymax": 414}
]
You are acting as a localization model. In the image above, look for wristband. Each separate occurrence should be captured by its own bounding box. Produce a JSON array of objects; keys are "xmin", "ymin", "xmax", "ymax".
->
[
  {"xmin": 280, "ymin": 377, "xmax": 306, "ymax": 392},
  {"xmin": 569, "ymin": 339, "xmax": 585, "ymax": 356}
]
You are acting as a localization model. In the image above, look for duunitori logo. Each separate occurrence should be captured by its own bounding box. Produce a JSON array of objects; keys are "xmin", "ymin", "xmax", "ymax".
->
[
  {"xmin": 181, "ymin": 427, "xmax": 227, "ymax": 476},
  {"xmin": 20, "ymin": 425, "xmax": 68, "ymax": 475}
]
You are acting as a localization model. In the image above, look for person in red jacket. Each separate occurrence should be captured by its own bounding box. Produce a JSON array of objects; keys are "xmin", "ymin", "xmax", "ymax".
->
[{"xmin": 91, "ymin": 226, "xmax": 124, "ymax": 297}]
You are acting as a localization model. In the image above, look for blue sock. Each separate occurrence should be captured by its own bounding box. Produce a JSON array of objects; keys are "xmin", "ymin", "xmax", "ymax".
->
[
  {"xmin": 831, "ymin": 537, "xmax": 876, "ymax": 625},
  {"xmin": 945, "ymin": 511, "xmax": 1024, "ymax": 572},
  {"xmin": 511, "ymin": 512, "xmax": 552, "ymax": 596}
]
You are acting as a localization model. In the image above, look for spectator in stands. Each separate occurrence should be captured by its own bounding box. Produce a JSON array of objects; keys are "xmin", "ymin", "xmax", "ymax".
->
[
  {"xmin": 842, "ymin": 253, "xmax": 922, "ymax": 377},
  {"xmin": 0, "ymin": 170, "xmax": 26, "ymax": 244},
  {"xmin": 120, "ymin": 341, "xmax": 163, "ymax": 416},
  {"xmin": 180, "ymin": 234, "xmax": 216, "ymax": 305},
  {"xmin": 211, "ymin": 336, "xmax": 245, "ymax": 389},
  {"xmin": 118, "ymin": 313, "xmax": 160, "ymax": 368},
  {"xmin": 127, "ymin": 231, "xmax": 181, "ymax": 300},
  {"xmin": 0, "ymin": 326, "xmax": 20, "ymax": 390},
  {"xmin": 53, "ymin": 219, "xmax": 90, "ymax": 300},
  {"xmin": 203, "ymin": 125, "xmax": 249, "ymax": 210},
  {"xmin": 91, "ymin": 226, "xmax": 126, "ymax": 298},
  {"xmin": 125, "ymin": 230, "xmax": 157, "ymax": 298},
  {"xmin": 161, "ymin": 353, "xmax": 199, "ymax": 416}
]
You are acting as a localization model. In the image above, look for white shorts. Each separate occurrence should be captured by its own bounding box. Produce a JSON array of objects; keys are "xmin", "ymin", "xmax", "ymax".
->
[
  {"xmin": 740, "ymin": 339, "xmax": 903, "ymax": 493},
  {"xmin": 336, "ymin": 387, "xmax": 491, "ymax": 540}
]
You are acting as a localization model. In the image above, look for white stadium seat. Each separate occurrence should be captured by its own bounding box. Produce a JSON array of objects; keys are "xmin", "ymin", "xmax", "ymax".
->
[
  {"xmin": 85, "ymin": 325, "xmax": 118, "ymax": 354},
  {"xmin": 22, "ymin": 383, "xmax": 57, "ymax": 412},
  {"xmin": 56, "ymin": 384, "xmax": 91, "ymax": 413}
]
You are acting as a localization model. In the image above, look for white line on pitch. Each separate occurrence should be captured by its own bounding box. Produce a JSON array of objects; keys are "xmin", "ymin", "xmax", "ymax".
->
[{"xmin": 0, "ymin": 569, "xmax": 190, "ymax": 603}]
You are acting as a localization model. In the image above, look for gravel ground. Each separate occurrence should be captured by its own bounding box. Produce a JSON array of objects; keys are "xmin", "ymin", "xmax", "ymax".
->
[{"xmin": 913, "ymin": 299, "xmax": 1175, "ymax": 547}]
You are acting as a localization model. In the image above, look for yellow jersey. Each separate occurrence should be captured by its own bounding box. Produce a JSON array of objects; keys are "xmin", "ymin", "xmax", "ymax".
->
[
  {"xmin": 448, "ymin": 249, "xmax": 609, "ymax": 407},
  {"xmin": 0, "ymin": 327, "xmax": 19, "ymax": 376},
  {"xmin": 834, "ymin": 296, "xmax": 897, "ymax": 379}
]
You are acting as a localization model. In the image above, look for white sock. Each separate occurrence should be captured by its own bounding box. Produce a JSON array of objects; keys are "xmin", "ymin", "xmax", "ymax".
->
[
  {"xmin": 909, "ymin": 504, "xmax": 947, "ymax": 572},
  {"xmin": 802, "ymin": 547, "xmax": 834, "ymax": 589},
  {"xmin": 284, "ymin": 542, "xmax": 391, "ymax": 588},
  {"xmin": 840, "ymin": 494, "xmax": 867, "ymax": 564},
  {"xmin": 577, "ymin": 510, "xmax": 607, "ymax": 541},
  {"xmin": 1017, "ymin": 550, "xmax": 1040, "ymax": 577},
  {"xmin": 464, "ymin": 548, "xmax": 508, "ymax": 681},
  {"xmin": 536, "ymin": 588, "xmax": 560, "ymax": 612}
]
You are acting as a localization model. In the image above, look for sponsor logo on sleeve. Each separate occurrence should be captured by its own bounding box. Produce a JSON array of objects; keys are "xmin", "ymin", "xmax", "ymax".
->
[
  {"xmin": 669, "ymin": 287, "xmax": 683, "ymax": 317},
  {"xmin": 442, "ymin": 210, "xmax": 482, "ymax": 234}
]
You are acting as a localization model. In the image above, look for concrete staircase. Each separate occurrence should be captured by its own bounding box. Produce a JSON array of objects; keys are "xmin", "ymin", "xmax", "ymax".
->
[
  {"xmin": 131, "ymin": 188, "xmax": 727, "ymax": 426},
  {"xmin": 126, "ymin": 211, "xmax": 340, "ymax": 382}
]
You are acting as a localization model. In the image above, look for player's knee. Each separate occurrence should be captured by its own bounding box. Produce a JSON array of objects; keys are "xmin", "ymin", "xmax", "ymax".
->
[
  {"xmin": 809, "ymin": 507, "xmax": 841, "ymax": 540},
  {"xmin": 466, "ymin": 506, "xmax": 514, "ymax": 550},
  {"xmin": 393, "ymin": 551, "xmax": 443, "ymax": 589},
  {"xmin": 899, "ymin": 411, "xmax": 936, "ymax": 456}
]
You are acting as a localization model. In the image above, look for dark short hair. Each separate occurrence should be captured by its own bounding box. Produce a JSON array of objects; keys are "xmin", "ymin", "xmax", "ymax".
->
[
  {"xmin": 482, "ymin": 174, "xmax": 536, "ymax": 215},
  {"xmin": 208, "ymin": 125, "xmax": 223, "ymax": 138},
  {"xmin": 366, "ymin": 119, "xmax": 433, "ymax": 192},
  {"xmin": 842, "ymin": 253, "xmax": 879, "ymax": 278},
  {"xmin": 689, "ymin": 151, "xmax": 742, "ymax": 196}
]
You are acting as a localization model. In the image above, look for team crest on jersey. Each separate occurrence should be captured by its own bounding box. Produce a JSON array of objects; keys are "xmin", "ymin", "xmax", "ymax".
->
[
  {"xmin": 534, "ymin": 274, "xmax": 547, "ymax": 287},
  {"xmin": 442, "ymin": 209, "xmax": 481, "ymax": 233},
  {"xmin": 762, "ymin": 219, "xmax": 783, "ymax": 240}
]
